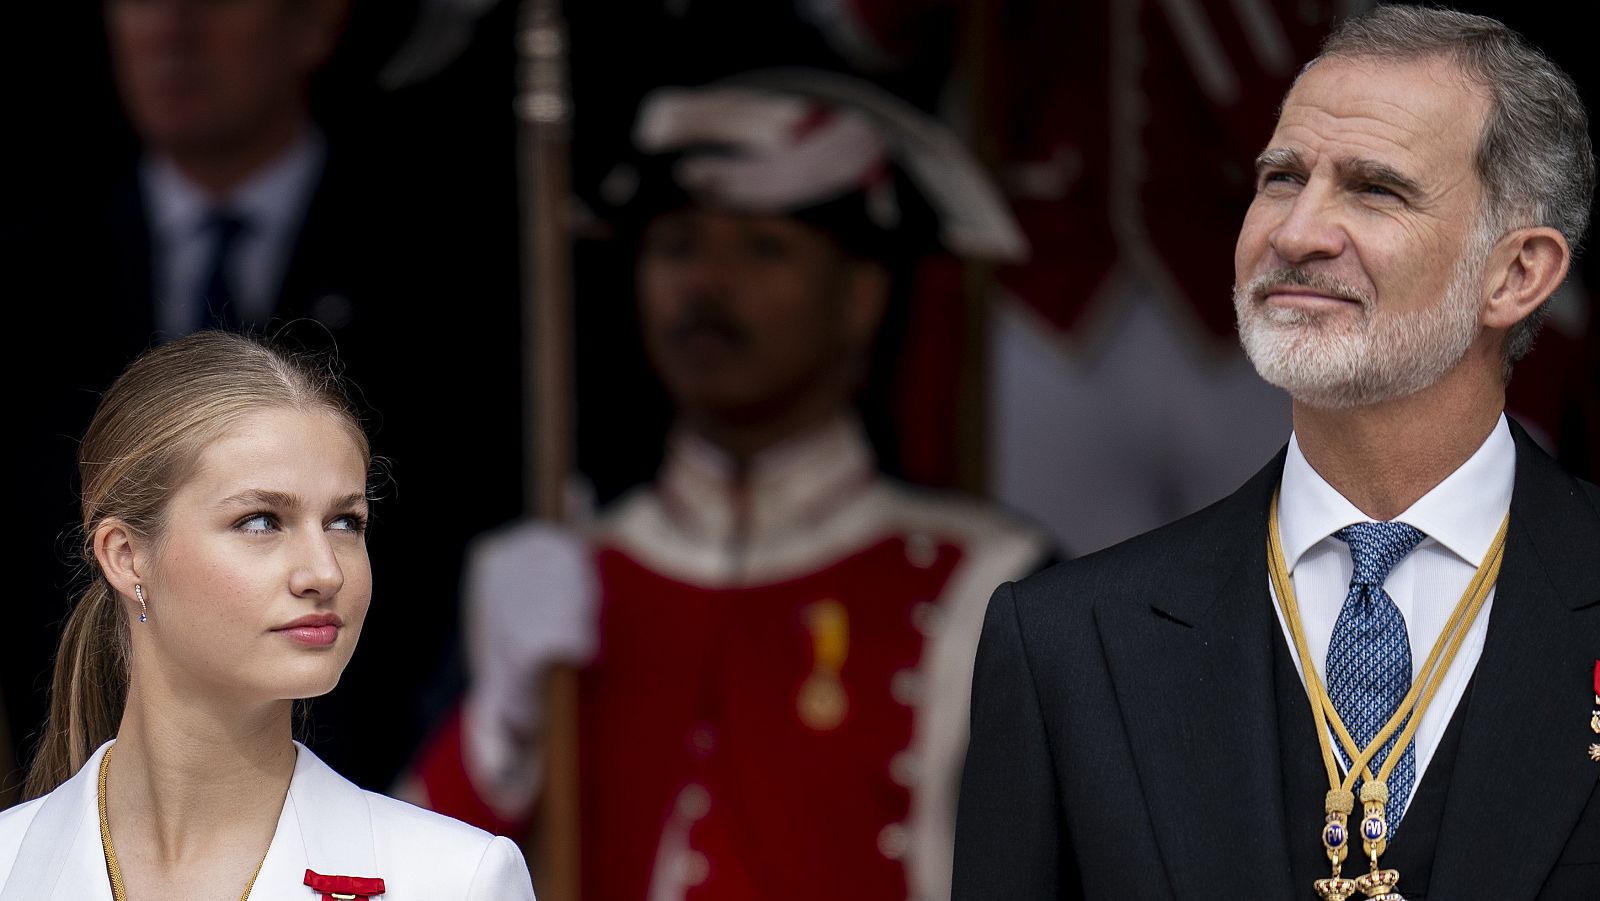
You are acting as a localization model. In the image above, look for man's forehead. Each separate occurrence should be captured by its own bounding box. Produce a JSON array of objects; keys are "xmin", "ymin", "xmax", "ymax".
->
[{"xmin": 1268, "ymin": 54, "xmax": 1489, "ymax": 176}]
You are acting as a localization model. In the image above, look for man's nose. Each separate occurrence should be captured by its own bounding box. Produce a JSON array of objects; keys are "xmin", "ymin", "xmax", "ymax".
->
[
  {"xmin": 680, "ymin": 245, "xmax": 738, "ymax": 294},
  {"xmin": 1268, "ymin": 185, "xmax": 1348, "ymax": 264}
]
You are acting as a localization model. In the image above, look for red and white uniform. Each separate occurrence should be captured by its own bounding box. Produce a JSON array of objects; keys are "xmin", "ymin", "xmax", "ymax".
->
[{"xmin": 408, "ymin": 418, "xmax": 1049, "ymax": 901}]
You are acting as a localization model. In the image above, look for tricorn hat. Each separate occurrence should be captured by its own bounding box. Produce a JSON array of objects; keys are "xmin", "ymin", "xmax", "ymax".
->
[{"xmin": 603, "ymin": 68, "xmax": 1028, "ymax": 264}]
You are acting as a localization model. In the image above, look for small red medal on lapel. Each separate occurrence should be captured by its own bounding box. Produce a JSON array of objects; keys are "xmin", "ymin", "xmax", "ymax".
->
[
  {"xmin": 305, "ymin": 869, "xmax": 386, "ymax": 900},
  {"xmin": 1590, "ymin": 662, "xmax": 1600, "ymax": 760}
]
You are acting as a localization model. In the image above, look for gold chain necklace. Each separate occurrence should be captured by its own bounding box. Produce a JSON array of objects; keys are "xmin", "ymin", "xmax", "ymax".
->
[
  {"xmin": 97, "ymin": 745, "xmax": 271, "ymax": 901},
  {"xmin": 1268, "ymin": 493, "xmax": 1507, "ymax": 901}
]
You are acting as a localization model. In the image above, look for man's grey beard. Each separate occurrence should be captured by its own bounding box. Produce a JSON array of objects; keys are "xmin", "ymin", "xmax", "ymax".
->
[{"xmin": 1233, "ymin": 237, "xmax": 1489, "ymax": 409}]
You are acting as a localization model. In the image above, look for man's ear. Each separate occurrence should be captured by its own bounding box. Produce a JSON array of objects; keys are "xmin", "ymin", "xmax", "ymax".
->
[
  {"xmin": 843, "ymin": 260, "xmax": 891, "ymax": 350},
  {"xmin": 94, "ymin": 518, "xmax": 147, "ymax": 606},
  {"xmin": 1481, "ymin": 226, "xmax": 1569, "ymax": 332}
]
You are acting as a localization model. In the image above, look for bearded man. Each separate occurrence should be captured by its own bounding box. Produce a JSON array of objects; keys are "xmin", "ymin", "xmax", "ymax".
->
[{"xmin": 954, "ymin": 7, "xmax": 1600, "ymax": 901}]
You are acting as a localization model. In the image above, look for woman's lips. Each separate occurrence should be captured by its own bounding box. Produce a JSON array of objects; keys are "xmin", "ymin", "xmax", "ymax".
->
[
  {"xmin": 276, "ymin": 624, "xmax": 339, "ymax": 646},
  {"xmin": 273, "ymin": 614, "xmax": 342, "ymax": 647}
]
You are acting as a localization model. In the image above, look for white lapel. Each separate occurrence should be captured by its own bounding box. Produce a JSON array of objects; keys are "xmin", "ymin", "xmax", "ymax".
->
[
  {"xmin": 2, "ymin": 741, "xmax": 380, "ymax": 901},
  {"xmin": 0, "ymin": 741, "xmax": 114, "ymax": 901},
  {"xmin": 253, "ymin": 741, "xmax": 380, "ymax": 899}
]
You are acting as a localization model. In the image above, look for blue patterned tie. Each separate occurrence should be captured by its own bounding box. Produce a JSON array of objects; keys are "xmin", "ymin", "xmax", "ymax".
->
[
  {"xmin": 1326, "ymin": 521, "xmax": 1425, "ymax": 832},
  {"xmin": 193, "ymin": 209, "xmax": 249, "ymax": 333}
]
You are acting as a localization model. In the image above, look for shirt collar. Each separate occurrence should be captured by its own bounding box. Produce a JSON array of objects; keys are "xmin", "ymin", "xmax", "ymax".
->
[
  {"xmin": 141, "ymin": 127, "xmax": 325, "ymax": 238},
  {"xmin": 656, "ymin": 416, "xmax": 876, "ymax": 548},
  {"xmin": 1278, "ymin": 413, "xmax": 1515, "ymax": 570}
]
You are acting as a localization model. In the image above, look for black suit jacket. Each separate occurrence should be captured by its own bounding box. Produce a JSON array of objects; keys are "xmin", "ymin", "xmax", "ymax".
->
[{"xmin": 954, "ymin": 421, "xmax": 1600, "ymax": 900}]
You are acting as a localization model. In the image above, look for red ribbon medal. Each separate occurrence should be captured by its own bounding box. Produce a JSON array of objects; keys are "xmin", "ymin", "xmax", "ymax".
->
[
  {"xmin": 305, "ymin": 870, "xmax": 386, "ymax": 900},
  {"xmin": 1593, "ymin": 660, "xmax": 1599, "ymax": 697}
]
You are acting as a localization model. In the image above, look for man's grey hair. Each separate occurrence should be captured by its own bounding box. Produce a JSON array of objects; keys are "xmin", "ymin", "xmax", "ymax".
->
[{"xmin": 1308, "ymin": 6, "xmax": 1595, "ymax": 364}]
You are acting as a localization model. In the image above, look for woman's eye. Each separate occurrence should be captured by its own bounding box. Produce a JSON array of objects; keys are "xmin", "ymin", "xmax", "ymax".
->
[
  {"xmin": 237, "ymin": 513, "xmax": 276, "ymax": 533},
  {"xmin": 329, "ymin": 514, "xmax": 368, "ymax": 533}
]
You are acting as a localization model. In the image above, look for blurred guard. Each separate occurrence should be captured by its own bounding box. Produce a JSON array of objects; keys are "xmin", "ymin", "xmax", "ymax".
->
[{"xmin": 405, "ymin": 71, "xmax": 1051, "ymax": 901}]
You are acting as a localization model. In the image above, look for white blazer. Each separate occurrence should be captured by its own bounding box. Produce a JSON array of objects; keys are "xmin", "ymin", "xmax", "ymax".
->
[{"xmin": 0, "ymin": 741, "xmax": 536, "ymax": 900}]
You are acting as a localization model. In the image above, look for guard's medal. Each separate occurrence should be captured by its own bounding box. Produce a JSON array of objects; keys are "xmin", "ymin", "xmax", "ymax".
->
[{"xmin": 797, "ymin": 600, "xmax": 849, "ymax": 731}]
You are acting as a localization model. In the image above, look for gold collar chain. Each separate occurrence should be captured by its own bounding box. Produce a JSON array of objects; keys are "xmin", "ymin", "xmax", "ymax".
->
[
  {"xmin": 97, "ymin": 745, "xmax": 271, "ymax": 901},
  {"xmin": 1268, "ymin": 493, "xmax": 1508, "ymax": 901}
]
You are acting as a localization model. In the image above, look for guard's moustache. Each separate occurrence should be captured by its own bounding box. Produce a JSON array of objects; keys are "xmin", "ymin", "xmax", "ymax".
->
[{"xmin": 669, "ymin": 302, "xmax": 751, "ymax": 349}]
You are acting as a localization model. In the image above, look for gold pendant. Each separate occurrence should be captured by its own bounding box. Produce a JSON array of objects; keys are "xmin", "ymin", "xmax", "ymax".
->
[
  {"xmin": 796, "ymin": 673, "xmax": 848, "ymax": 730},
  {"xmin": 1353, "ymin": 867, "xmax": 1402, "ymax": 899},
  {"xmin": 1316, "ymin": 790, "xmax": 1356, "ymax": 899},
  {"xmin": 1352, "ymin": 784, "xmax": 1403, "ymax": 900},
  {"xmin": 1357, "ymin": 784, "xmax": 1389, "ymax": 859},
  {"xmin": 1314, "ymin": 876, "xmax": 1358, "ymax": 900}
]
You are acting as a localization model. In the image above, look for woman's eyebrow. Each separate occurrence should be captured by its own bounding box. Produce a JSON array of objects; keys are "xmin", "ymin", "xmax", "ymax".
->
[
  {"xmin": 219, "ymin": 488, "xmax": 301, "ymax": 510},
  {"xmin": 219, "ymin": 489, "xmax": 369, "ymax": 511}
]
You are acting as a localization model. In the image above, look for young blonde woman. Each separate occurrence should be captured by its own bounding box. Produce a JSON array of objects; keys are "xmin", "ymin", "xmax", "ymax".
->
[{"xmin": 0, "ymin": 332, "xmax": 535, "ymax": 900}]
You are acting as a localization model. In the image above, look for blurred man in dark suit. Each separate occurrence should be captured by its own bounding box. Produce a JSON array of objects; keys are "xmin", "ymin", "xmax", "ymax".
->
[{"xmin": 8, "ymin": 0, "xmax": 523, "ymax": 795}]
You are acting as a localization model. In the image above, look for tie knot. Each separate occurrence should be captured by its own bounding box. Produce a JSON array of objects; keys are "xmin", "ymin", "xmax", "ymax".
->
[
  {"xmin": 1335, "ymin": 521, "xmax": 1426, "ymax": 586},
  {"xmin": 201, "ymin": 209, "xmax": 249, "ymax": 245}
]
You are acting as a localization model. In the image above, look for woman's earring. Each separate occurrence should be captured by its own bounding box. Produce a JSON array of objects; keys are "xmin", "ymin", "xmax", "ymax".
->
[{"xmin": 134, "ymin": 584, "xmax": 148, "ymax": 623}]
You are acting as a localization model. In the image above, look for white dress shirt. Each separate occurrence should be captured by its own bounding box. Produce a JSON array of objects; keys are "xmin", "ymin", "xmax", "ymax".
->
[
  {"xmin": 141, "ymin": 128, "xmax": 325, "ymax": 338},
  {"xmin": 1270, "ymin": 414, "xmax": 1515, "ymax": 812}
]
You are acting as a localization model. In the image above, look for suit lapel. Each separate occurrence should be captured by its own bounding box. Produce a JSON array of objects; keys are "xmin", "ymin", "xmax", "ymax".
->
[
  {"xmin": 4, "ymin": 744, "xmax": 376, "ymax": 901},
  {"xmin": 259, "ymin": 742, "xmax": 379, "ymax": 899},
  {"xmin": 274, "ymin": 152, "xmax": 337, "ymax": 323},
  {"xmin": 109, "ymin": 174, "xmax": 155, "ymax": 341},
  {"xmin": 1429, "ymin": 426, "xmax": 1600, "ymax": 900},
  {"xmin": 1, "ymin": 743, "xmax": 113, "ymax": 901},
  {"xmin": 1095, "ymin": 454, "xmax": 1298, "ymax": 898}
]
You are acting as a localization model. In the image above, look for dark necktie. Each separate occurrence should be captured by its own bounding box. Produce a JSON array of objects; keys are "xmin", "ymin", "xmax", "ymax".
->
[
  {"xmin": 1326, "ymin": 521, "xmax": 1426, "ymax": 832},
  {"xmin": 193, "ymin": 210, "xmax": 249, "ymax": 332}
]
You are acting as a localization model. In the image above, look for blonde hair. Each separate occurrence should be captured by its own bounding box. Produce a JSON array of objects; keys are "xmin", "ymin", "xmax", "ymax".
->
[{"xmin": 24, "ymin": 331, "xmax": 369, "ymax": 799}]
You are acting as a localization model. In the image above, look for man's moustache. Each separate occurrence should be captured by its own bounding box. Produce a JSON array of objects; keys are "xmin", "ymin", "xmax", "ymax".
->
[
  {"xmin": 1245, "ymin": 267, "xmax": 1371, "ymax": 306},
  {"xmin": 669, "ymin": 305, "xmax": 751, "ymax": 349}
]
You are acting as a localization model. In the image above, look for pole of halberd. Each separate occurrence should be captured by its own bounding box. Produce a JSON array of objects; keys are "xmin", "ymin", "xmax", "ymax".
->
[{"xmin": 516, "ymin": 1, "xmax": 580, "ymax": 898}]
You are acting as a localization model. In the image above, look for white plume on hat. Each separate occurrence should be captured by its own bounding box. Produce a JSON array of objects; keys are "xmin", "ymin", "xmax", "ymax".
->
[
  {"xmin": 637, "ymin": 89, "xmax": 892, "ymax": 220},
  {"xmin": 630, "ymin": 69, "xmax": 1028, "ymax": 263}
]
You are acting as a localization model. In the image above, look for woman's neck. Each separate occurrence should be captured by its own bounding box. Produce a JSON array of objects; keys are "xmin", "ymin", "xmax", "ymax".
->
[{"xmin": 107, "ymin": 681, "xmax": 295, "ymax": 864}]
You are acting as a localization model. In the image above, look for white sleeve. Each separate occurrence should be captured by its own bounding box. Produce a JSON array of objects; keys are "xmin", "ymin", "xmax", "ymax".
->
[
  {"xmin": 466, "ymin": 835, "xmax": 537, "ymax": 900},
  {"xmin": 461, "ymin": 521, "xmax": 599, "ymax": 819}
]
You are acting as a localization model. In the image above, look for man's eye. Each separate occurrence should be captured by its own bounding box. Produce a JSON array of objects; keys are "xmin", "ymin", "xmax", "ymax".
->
[
  {"xmin": 1361, "ymin": 183, "xmax": 1399, "ymax": 198},
  {"xmin": 648, "ymin": 234, "xmax": 697, "ymax": 259},
  {"xmin": 1259, "ymin": 171, "xmax": 1300, "ymax": 190}
]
